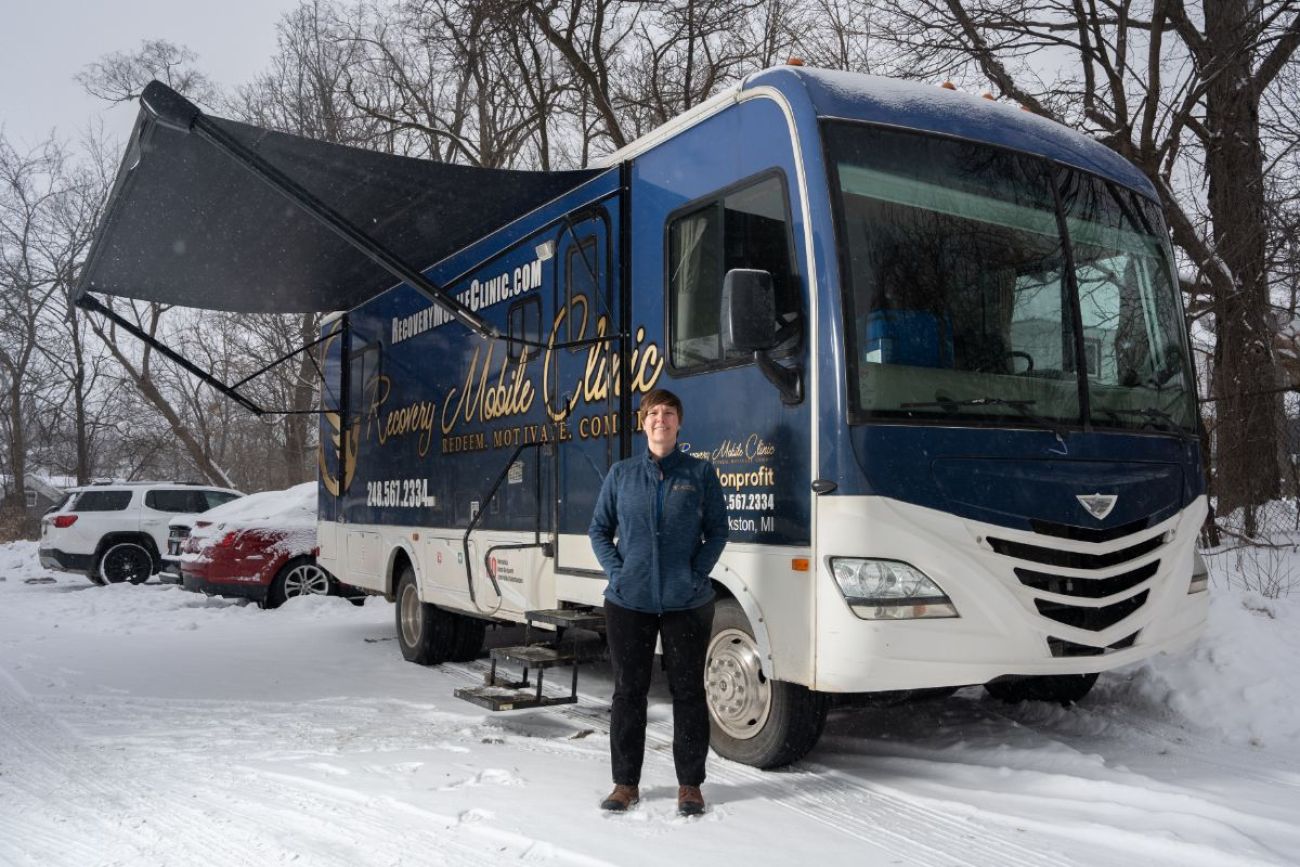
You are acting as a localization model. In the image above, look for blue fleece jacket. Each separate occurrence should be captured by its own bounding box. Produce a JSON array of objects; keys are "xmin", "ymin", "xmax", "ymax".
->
[{"xmin": 588, "ymin": 447, "xmax": 729, "ymax": 613}]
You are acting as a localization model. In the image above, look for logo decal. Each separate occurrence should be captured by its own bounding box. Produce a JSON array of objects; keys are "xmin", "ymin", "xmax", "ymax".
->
[{"xmin": 1076, "ymin": 493, "xmax": 1117, "ymax": 521}]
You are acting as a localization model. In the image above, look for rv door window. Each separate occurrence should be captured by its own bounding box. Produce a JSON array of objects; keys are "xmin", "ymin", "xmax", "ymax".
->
[
  {"xmin": 668, "ymin": 174, "xmax": 799, "ymax": 370},
  {"xmin": 507, "ymin": 295, "xmax": 542, "ymax": 361},
  {"xmin": 347, "ymin": 343, "xmax": 381, "ymax": 433},
  {"xmin": 566, "ymin": 236, "xmax": 599, "ymax": 347}
]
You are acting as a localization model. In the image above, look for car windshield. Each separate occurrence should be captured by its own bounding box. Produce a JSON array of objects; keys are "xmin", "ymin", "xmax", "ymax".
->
[{"xmin": 825, "ymin": 121, "xmax": 1197, "ymax": 435}]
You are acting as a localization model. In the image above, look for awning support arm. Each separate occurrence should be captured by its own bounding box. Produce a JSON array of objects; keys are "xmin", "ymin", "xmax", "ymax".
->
[
  {"xmin": 139, "ymin": 81, "xmax": 498, "ymax": 341},
  {"xmin": 231, "ymin": 331, "xmax": 331, "ymax": 391},
  {"xmin": 79, "ymin": 294, "xmax": 265, "ymax": 416}
]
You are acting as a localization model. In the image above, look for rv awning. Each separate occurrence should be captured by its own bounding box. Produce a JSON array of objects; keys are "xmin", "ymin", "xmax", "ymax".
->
[{"xmin": 76, "ymin": 83, "xmax": 602, "ymax": 315}]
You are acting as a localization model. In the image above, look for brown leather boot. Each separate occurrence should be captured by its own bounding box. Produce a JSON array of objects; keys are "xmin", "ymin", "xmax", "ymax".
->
[
  {"xmin": 600, "ymin": 784, "xmax": 640, "ymax": 812},
  {"xmin": 677, "ymin": 785, "xmax": 705, "ymax": 816}
]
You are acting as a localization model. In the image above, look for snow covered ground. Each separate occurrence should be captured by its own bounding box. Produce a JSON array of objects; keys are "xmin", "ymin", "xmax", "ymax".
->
[{"xmin": 1, "ymin": 539, "xmax": 1297, "ymax": 866}]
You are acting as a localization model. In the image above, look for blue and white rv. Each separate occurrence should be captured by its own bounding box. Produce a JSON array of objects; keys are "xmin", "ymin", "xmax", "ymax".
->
[{"xmin": 78, "ymin": 65, "xmax": 1208, "ymax": 768}]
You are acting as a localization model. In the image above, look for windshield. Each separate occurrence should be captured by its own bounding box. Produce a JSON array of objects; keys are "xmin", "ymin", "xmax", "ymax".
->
[{"xmin": 825, "ymin": 121, "xmax": 1197, "ymax": 435}]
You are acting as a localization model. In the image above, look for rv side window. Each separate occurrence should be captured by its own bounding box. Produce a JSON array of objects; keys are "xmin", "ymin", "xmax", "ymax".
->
[
  {"xmin": 507, "ymin": 296, "xmax": 541, "ymax": 361},
  {"xmin": 668, "ymin": 174, "xmax": 799, "ymax": 370}
]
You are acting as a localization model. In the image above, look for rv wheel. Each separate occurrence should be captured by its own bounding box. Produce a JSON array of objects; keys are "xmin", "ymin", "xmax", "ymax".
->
[
  {"xmin": 449, "ymin": 615, "xmax": 486, "ymax": 661},
  {"xmin": 705, "ymin": 598, "xmax": 827, "ymax": 769},
  {"xmin": 984, "ymin": 672, "xmax": 1099, "ymax": 705},
  {"xmin": 395, "ymin": 566, "xmax": 457, "ymax": 664}
]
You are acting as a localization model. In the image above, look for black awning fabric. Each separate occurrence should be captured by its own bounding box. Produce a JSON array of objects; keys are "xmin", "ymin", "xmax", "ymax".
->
[{"xmin": 77, "ymin": 104, "xmax": 602, "ymax": 314}]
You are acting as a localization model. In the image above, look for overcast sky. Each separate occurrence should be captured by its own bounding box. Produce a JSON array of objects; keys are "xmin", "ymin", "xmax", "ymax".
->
[{"xmin": 0, "ymin": 0, "xmax": 304, "ymax": 150}]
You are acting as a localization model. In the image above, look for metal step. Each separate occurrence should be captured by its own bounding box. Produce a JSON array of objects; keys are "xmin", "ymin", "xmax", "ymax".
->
[
  {"xmin": 523, "ymin": 607, "xmax": 606, "ymax": 631},
  {"xmin": 490, "ymin": 639, "xmax": 606, "ymax": 668},
  {"xmin": 454, "ymin": 685, "xmax": 578, "ymax": 712}
]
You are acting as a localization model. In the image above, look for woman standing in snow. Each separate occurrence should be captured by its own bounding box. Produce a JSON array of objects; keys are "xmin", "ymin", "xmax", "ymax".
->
[{"xmin": 588, "ymin": 388, "xmax": 729, "ymax": 816}]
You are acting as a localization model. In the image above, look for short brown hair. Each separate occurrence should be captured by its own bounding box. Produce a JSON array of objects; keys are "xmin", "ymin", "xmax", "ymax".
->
[{"xmin": 637, "ymin": 388, "xmax": 683, "ymax": 425}]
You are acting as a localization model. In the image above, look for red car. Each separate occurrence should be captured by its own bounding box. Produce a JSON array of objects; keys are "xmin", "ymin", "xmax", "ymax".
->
[{"xmin": 180, "ymin": 483, "xmax": 361, "ymax": 609}]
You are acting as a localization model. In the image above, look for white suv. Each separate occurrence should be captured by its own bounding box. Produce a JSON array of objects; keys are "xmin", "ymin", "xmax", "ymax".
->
[{"xmin": 39, "ymin": 482, "xmax": 244, "ymax": 585}]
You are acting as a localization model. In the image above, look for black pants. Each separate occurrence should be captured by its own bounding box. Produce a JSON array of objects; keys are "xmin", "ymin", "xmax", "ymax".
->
[{"xmin": 604, "ymin": 598, "xmax": 715, "ymax": 787}]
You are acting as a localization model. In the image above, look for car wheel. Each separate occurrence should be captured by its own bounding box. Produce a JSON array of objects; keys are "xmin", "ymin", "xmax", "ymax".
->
[
  {"xmin": 98, "ymin": 542, "xmax": 154, "ymax": 585},
  {"xmin": 265, "ymin": 557, "xmax": 332, "ymax": 609},
  {"xmin": 705, "ymin": 598, "xmax": 828, "ymax": 769}
]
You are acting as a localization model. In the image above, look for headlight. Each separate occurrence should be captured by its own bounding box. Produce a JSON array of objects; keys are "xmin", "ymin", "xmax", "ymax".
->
[
  {"xmin": 1188, "ymin": 549, "xmax": 1209, "ymax": 594},
  {"xmin": 828, "ymin": 558, "xmax": 958, "ymax": 620}
]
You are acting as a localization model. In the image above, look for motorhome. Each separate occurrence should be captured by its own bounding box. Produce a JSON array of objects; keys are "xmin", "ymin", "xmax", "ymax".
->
[{"xmin": 77, "ymin": 64, "xmax": 1209, "ymax": 769}]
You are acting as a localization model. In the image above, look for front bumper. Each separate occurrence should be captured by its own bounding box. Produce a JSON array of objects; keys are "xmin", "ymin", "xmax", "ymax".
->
[{"xmin": 809, "ymin": 495, "xmax": 1210, "ymax": 693}]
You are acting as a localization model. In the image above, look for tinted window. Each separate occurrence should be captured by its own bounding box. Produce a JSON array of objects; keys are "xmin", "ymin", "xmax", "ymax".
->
[
  {"xmin": 146, "ymin": 490, "xmax": 202, "ymax": 512},
  {"xmin": 202, "ymin": 491, "xmax": 241, "ymax": 510},
  {"xmin": 73, "ymin": 490, "xmax": 133, "ymax": 512},
  {"xmin": 668, "ymin": 175, "xmax": 799, "ymax": 369}
]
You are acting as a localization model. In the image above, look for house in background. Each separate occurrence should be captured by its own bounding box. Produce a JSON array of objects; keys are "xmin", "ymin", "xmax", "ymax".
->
[{"xmin": 0, "ymin": 472, "xmax": 75, "ymax": 539}]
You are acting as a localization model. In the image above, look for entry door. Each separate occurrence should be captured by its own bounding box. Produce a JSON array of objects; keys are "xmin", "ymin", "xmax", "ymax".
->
[{"xmin": 551, "ymin": 208, "xmax": 620, "ymax": 573}]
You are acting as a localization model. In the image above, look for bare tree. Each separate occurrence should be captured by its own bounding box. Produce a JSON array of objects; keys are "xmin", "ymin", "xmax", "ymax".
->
[
  {"xmin": 86, "ymin": 301, "xmax": 236, "ymax": 488},
  {"xmin": 0, "ymin": 134, "xmax": 67, "ymax": 516},
  {"xmin": 519, "ymin": 0, "xmax": 641, "ymax": 151},
  {"xmin": 75, "ymin": 39, "xmax": 219, "ymax": 106}
]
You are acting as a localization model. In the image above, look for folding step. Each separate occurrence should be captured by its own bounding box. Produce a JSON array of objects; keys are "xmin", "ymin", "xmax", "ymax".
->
[
  {"xmin": 453, "ymin": 685, "xmax": 578, "ymax": 712},
  {"xmin": 523, "ymin": 607, "xmax": 606, "ymax": 631},
  {"xmin": 491, "ymin": 639, "xmax": 605, "ymax": 669},
  {"xmin": 454, "ymin": 609, "xmax": 607, "ymax": 713}
]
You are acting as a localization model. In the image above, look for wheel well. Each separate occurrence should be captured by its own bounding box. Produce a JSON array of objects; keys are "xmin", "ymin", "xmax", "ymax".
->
[
  {"xmin": 95, "ymin": 533, "xmax": 159, "ymax": 567},
  {"xmin": 707, "ymin": 572, "xmax": 775, "ymax": 681},
  {"xmin": 388, "ymin": 548, "xmax": 413, "ymax": 601}
]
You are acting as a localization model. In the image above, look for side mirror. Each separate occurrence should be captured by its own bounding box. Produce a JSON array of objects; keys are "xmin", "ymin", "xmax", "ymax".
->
[
  {"xmin": 722, "ymin": 268, "xmax": 778, "ymax": 353},
  {"xmin": 720, "ymin": 267, "xmax": 803, "ymax": 405}
]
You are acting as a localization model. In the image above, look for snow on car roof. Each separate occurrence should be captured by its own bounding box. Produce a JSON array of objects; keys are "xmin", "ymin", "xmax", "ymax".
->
[{"xmin": 197, "ymin": 482, "xmax": 317, "ymax": 529}]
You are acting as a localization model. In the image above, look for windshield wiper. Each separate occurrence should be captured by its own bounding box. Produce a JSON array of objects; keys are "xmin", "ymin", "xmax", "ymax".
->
[
  {"xmin": 1102, "ymin": 407, "xmax": 1196, "ymax": 439},
  {"xmin": 900, "ymin": 396, "xmax": 1071, "ymax": 445}
]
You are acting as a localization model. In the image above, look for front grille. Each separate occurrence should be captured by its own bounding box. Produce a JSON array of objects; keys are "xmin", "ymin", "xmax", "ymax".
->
[
  {"xmin": 989, "ymin": 533, "xmax": 1163, "ymax": 570},
  {"xmin": 1015, "ymin": 560, "xmax": 1160, "ymax": 599},
  {"xmin": 1035, "ymin": 590, "xmax": 1148, "ymax": 632},
  {"xmin": 1048, "ymin": 631, "xmax": 1140, "ymax": 658},
  {"xmin": 1029, "ymin": 516, "xmax": 1150, "ymax": 544}
]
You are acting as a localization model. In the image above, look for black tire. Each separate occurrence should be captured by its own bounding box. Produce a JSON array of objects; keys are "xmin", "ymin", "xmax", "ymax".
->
[
  {"xmin": 448, "ymin": 616, "xmax": 487, "ymax": 662},
  {"xmin": 984, "ymin": 673, "xmax": 1099, "ymax": 705},
  {"xmin": 705, "ymin": 598, "xmax": 828, "ymax": 769},
  {"xmin": 264, "ymin": 557, "xmax": 333, "ymax": 609},
  {"xmin": 98, "ymin": 542, "xmax": 153, "ymax": 585},
  {"xmin": 394, "ymin": 566, "xmax": 458, "ymax": 664}
]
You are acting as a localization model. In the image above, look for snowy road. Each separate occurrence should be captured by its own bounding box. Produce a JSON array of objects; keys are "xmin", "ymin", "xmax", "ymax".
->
[{"xmin": 1, "ymin": 540, "xmax": 1296, "ymax": 866}]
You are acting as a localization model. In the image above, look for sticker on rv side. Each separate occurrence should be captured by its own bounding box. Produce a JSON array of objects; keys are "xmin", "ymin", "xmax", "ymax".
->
[
  {"xmin": 366, "ymin": 478, "xmax": 435, "ymax": 509},
  {"xmin": 391, "ymin": 256, "xmax": 545, "ymax": 344}
]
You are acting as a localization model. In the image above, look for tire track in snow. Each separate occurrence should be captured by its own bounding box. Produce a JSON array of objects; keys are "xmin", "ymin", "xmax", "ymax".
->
[
  {"xmin": 0, "ymin": 665, "xmax": 255, "ymax": 867},
  {"xmin": 32, "ymin": 691, "xmax": 612, "ymax": 867},
  {"xmin": 445, "ymin": 659, "xmax": 1064, "ymax": 867}
]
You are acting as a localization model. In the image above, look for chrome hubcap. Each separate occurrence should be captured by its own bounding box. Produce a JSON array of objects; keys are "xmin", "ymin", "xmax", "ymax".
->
[
  {"xmin": 706, "ymin": 627, "xmax": 771, "ymax": 740},
  {"xmin": 399, "ymin": 581, "xmax": 422, "ymax": 646},
  {"xmin": 283, "ymin": 563, "xmax": 331, "ymax": 597}
]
